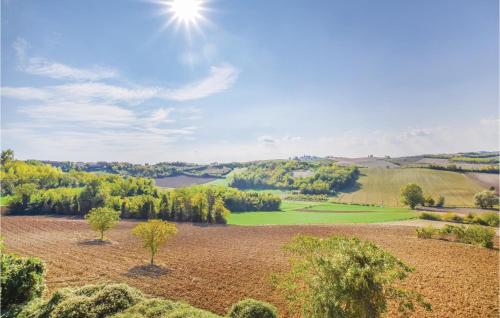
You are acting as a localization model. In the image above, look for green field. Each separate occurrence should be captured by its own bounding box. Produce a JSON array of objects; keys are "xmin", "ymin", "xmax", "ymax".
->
[
  {"xmin": 227, "ymin": 200, "xmax": 416, "ymax": 225},
  {"xmin": 337, "ymin": 167, "xmax": 485, "ymax": 207}
]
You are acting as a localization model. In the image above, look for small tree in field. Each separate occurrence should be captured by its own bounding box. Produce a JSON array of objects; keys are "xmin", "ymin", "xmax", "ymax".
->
[
  {"xmin": 424, "ymin": 195, "xmax": 435, "ymax": 207},
  {"xmin": 85, "ymin": 207, "xmax": 120, "ymax": 241},
  {"xmin": 132, "ymin": 220, "xmax": 177, "ymax": 265},
  {"xmin": 273, "ymin": 235, "xmax": 431, "ymax": 318},
  {"xmin": 400, "ymin": 184, "xmax": 424, "ymax": 209},
  {"xmin": 474, "ymin": 190, "xmax": 499, "ymax": 209},
  {"xmin": 435, "ymin": 195, "xmax": 445, "ymax": 208}
]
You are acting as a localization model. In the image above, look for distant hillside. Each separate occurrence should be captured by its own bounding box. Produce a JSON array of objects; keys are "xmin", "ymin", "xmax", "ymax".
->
[
  {"xmin": 337, "ymin": 167, "xmax": 489, "ymax": 207},
  {"xmin": 42, "ymin": 160, "xmax": 240, "ymax": 179}
]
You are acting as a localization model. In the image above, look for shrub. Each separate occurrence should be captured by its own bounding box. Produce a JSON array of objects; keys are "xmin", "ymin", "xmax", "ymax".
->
[
  {"xmin": 435, "ymin": 195, "xmax": 445, "ymax": 208},
  {"xmin": 459, "ymin": 225, "xmax": 495, "ymax": 248},
  {"xmin": 273, "ymin": 235, "xmax": 430, "ymax": 318},
  {"xmin": 479, "ymin": 212, "xmax": 499, "ymax": 227},
  {"xmin": 19, "ymin": 283, "xmax": 145, "ymax": 318},
  {"xmin": 416, "ymin": 226, "xmax": 437, "ymax": 239},
  {"xmin": 418, "ymin": 224, "xmax": 495, "ymax": 248},
  {"xmin": 419, "ymin": 212, "xmax": 441, "ymax": 221},
  {"xmin": 0, "ymin": 253, "xmax": 45, "ymax": 313},
  {"xmin": 442, "ymin": 213, "xmax": 464, "ymax": 223},
  {"xmin": 228, "ymin": 299, "xmax": 277, "ymax": 318},
  {"xmin": 17, "ymin": 283, "xmax": 225, "ymax": 318},
  {"xmin": 110, "ymin": 298, "xmax": 188, "ymax": 318},
  {"xmin": 165, "ymin": 307, "xmax": 221, "ymax": 318}
]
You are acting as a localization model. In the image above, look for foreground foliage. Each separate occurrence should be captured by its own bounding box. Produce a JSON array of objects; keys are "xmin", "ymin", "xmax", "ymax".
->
[
  {"xmin": 17, "ymin": 283, "xmax": 222, "ymax": 318},
  {"xmin": 0, "ymin": 252, "xmax": 45, "ymax": 316},
  {"xmin": 228, "ymin": 299, "xmax": 277, "ymax": 318},
  {"xmin": 273, "ymin": 235, "xmax": 430, "ymax": 318}
]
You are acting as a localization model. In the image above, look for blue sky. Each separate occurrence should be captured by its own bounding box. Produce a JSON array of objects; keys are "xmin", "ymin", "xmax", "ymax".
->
[{"xmin": 1, "ymin": 0, "xmax": 498, "ymax": 163}]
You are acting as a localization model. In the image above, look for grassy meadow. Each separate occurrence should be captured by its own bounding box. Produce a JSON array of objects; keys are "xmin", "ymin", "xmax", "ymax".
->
[
  {"xmin": 337, "ymin": 167, "xmax": 485, "ymax": 207},
  {"xmin": 227, "ymin": 200, "xmax": 416, "ymax": 225}
]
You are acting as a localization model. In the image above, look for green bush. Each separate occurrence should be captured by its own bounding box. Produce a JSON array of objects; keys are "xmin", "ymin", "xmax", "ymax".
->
[
  {"xmin": 417, "ymin": 224, "xmax": 495, "ymax": 248},
  {"xmin": 435, "ymin": 196, "xmax": 445, "ymax": 208},
  {"xmin": 459, "ymin": 225, "xmax": 495, "ymax": 248},
  {"xmin": 17, "ymin": 283, "xmax": 226, "ymax": 318},
  {"xmin": 165, "ymin": 307, "xmax": 221, "ymax": 318},
  {"xmin": 416, "ymin": 226, "xmax": 437, "ymax": 239},
  {"xmin": 442, "ymin": 213, "xmax": 464, "ymax": 223},
  {"xmin": 479, "ymin": 212, "xmax": 499, "ymax": 227},
  {"xmin": 228, "ymin": 299, "xmax": 277, "ymax": 318},
  {"xmin": 0, "ymin": 253, "xmax": 45, "ymax": 313},
  {"xmin": 18, "ymin": 283, "xmax": 144, "ymax": 318},
  {"xmin": 419, "ymin": 212, "xmax": 441, "ymax": 221},
  {"xmin": 273, "ymin": 235, "xmax": 430, "ymax": 318},
  {"xmin": 111, "ymin": 298, "xmax": 187, "ymax": 318}
]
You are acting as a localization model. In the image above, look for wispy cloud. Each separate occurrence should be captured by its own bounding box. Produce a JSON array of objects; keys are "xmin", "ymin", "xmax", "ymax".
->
[
  {"xmin": 20, "ymin": 102, "xmax": 136, "ymax": 128},
  {"xmin": 160, "ymin": 64, "xmax": 238, "ymax": 101},
  {"xmin": 2, "ymin": 39, "xmax": 241, "ymax": 162},
  {"xmin": 14, "ymin": 38, "xmax": 118, "ymax": 81}
]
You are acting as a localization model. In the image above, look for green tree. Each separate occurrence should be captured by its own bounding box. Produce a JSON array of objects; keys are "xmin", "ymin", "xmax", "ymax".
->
[
  {"xmin": 273, "ymin": 235, "xmax": 430, "ymax": 318},
  {"xmin": 132, "ymin": 220, "xmax": 177, "ymax": 265},
  {"xmin": 400, "ymin": 184, "xmax": 424, "ymax": 209},
  {"xmin": 435, "ymin": 195, "xmax": 445, "ymax": 208},
  {"xmin": 78, "ymin": 180, "xmax": 109, "ymax": 213},
  {"xmin": 85, "ymin": 207, "xmax": 120, "ymax": 241},
  {"xmin": 424, "ymin": 195, "xmax": 435, "ymax": 207},
  {"xmin": 11, "ymin": 183, "xmax": 38, "ymax": 211},
  {"xmin": 1, "ymin": 149, "xmax": 14, "ymax": 165},
  {"xmin": 213, "ymin": 198, "xmax": 230, "ymax": 224},
  {"xmin": 474, "ymin": 190, "xmax": 499, "ymax": 209},
  {"xmin": 191, "ymin": 192, "xmax": 208, "ymax": 222}
]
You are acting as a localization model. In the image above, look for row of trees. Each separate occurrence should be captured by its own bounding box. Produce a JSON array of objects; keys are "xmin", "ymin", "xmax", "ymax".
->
[
  {"xmin": 427, "ymin": 164, "xmax": 499, "ymax": 174},
  {"xmin": 230, "ymin": 160, "xmax": 360, "ymax": 195},
  {"xmin": 45, "ymin": 159, "xmax": 237, "ymax": 178},
  {"xmin": 3, "ymin": 155, "xmax": 281, "ymax": 224},
  {"xmin": 401, "ymin": 183, "xmax": 498, "ymax": 210},
  {"xmin": 400, "ymin": 184, "xmax": 445, "ymax": 209}
]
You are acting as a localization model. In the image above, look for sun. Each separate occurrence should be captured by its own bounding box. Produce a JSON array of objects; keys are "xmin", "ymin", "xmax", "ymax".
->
[
  {"xmin": 155, "ymin": 0, "xmax": 209, "ymax": 33},
  {"xmin": 169, "ymin": 0, "xmax": 203, "ymax": 24}
]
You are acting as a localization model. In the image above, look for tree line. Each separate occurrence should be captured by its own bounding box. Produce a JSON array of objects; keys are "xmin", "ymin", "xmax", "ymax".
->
[
  {"xmin": 229, "ymin": 159, "xmax": 360, "ymax": 195},
  {"xmin": 2, "ymin": 154, "xmax": 280, "ymax": 224}
]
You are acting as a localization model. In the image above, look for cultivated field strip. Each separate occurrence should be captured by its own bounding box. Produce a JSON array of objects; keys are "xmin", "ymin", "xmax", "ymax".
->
[{"xmin": 2, "ymin": 216, "xmax": 498, "ymax": 318}]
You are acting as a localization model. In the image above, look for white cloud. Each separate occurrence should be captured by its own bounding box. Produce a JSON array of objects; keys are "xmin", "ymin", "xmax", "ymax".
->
[
  {"xmin": 2, "ymin": 66, "xmax": 238, "ymax": 103},
  {"xmin": 20, "ymin": 103, "xmax": 136, "ymax": 128},
  {"xmin": 160, "ymin": 64, "xmax": 238, "ymax": 101},
  {"xmin": 14, "ymin": 38, "xmax": 118, "ymax": 81},
  {"xmin": 1, "ymin": 87, "xmax": 52, "ymax": 100}
]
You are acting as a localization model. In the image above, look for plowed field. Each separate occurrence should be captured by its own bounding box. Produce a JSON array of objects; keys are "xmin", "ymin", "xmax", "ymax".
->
[{"xmin": 2, "ymin": 216, "xmax": 498, "ymax": 318}]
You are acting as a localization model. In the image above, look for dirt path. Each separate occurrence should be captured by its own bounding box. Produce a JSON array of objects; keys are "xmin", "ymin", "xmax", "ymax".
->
[{"xmin": 2, "ymin": 216, "xmax": 498, "ymax": 318}]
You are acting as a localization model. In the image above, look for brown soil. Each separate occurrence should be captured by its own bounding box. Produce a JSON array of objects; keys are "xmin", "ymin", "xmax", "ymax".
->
[{"xmin": 2, "ymin": 215, "xmax": 498, "ymax": 318}]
